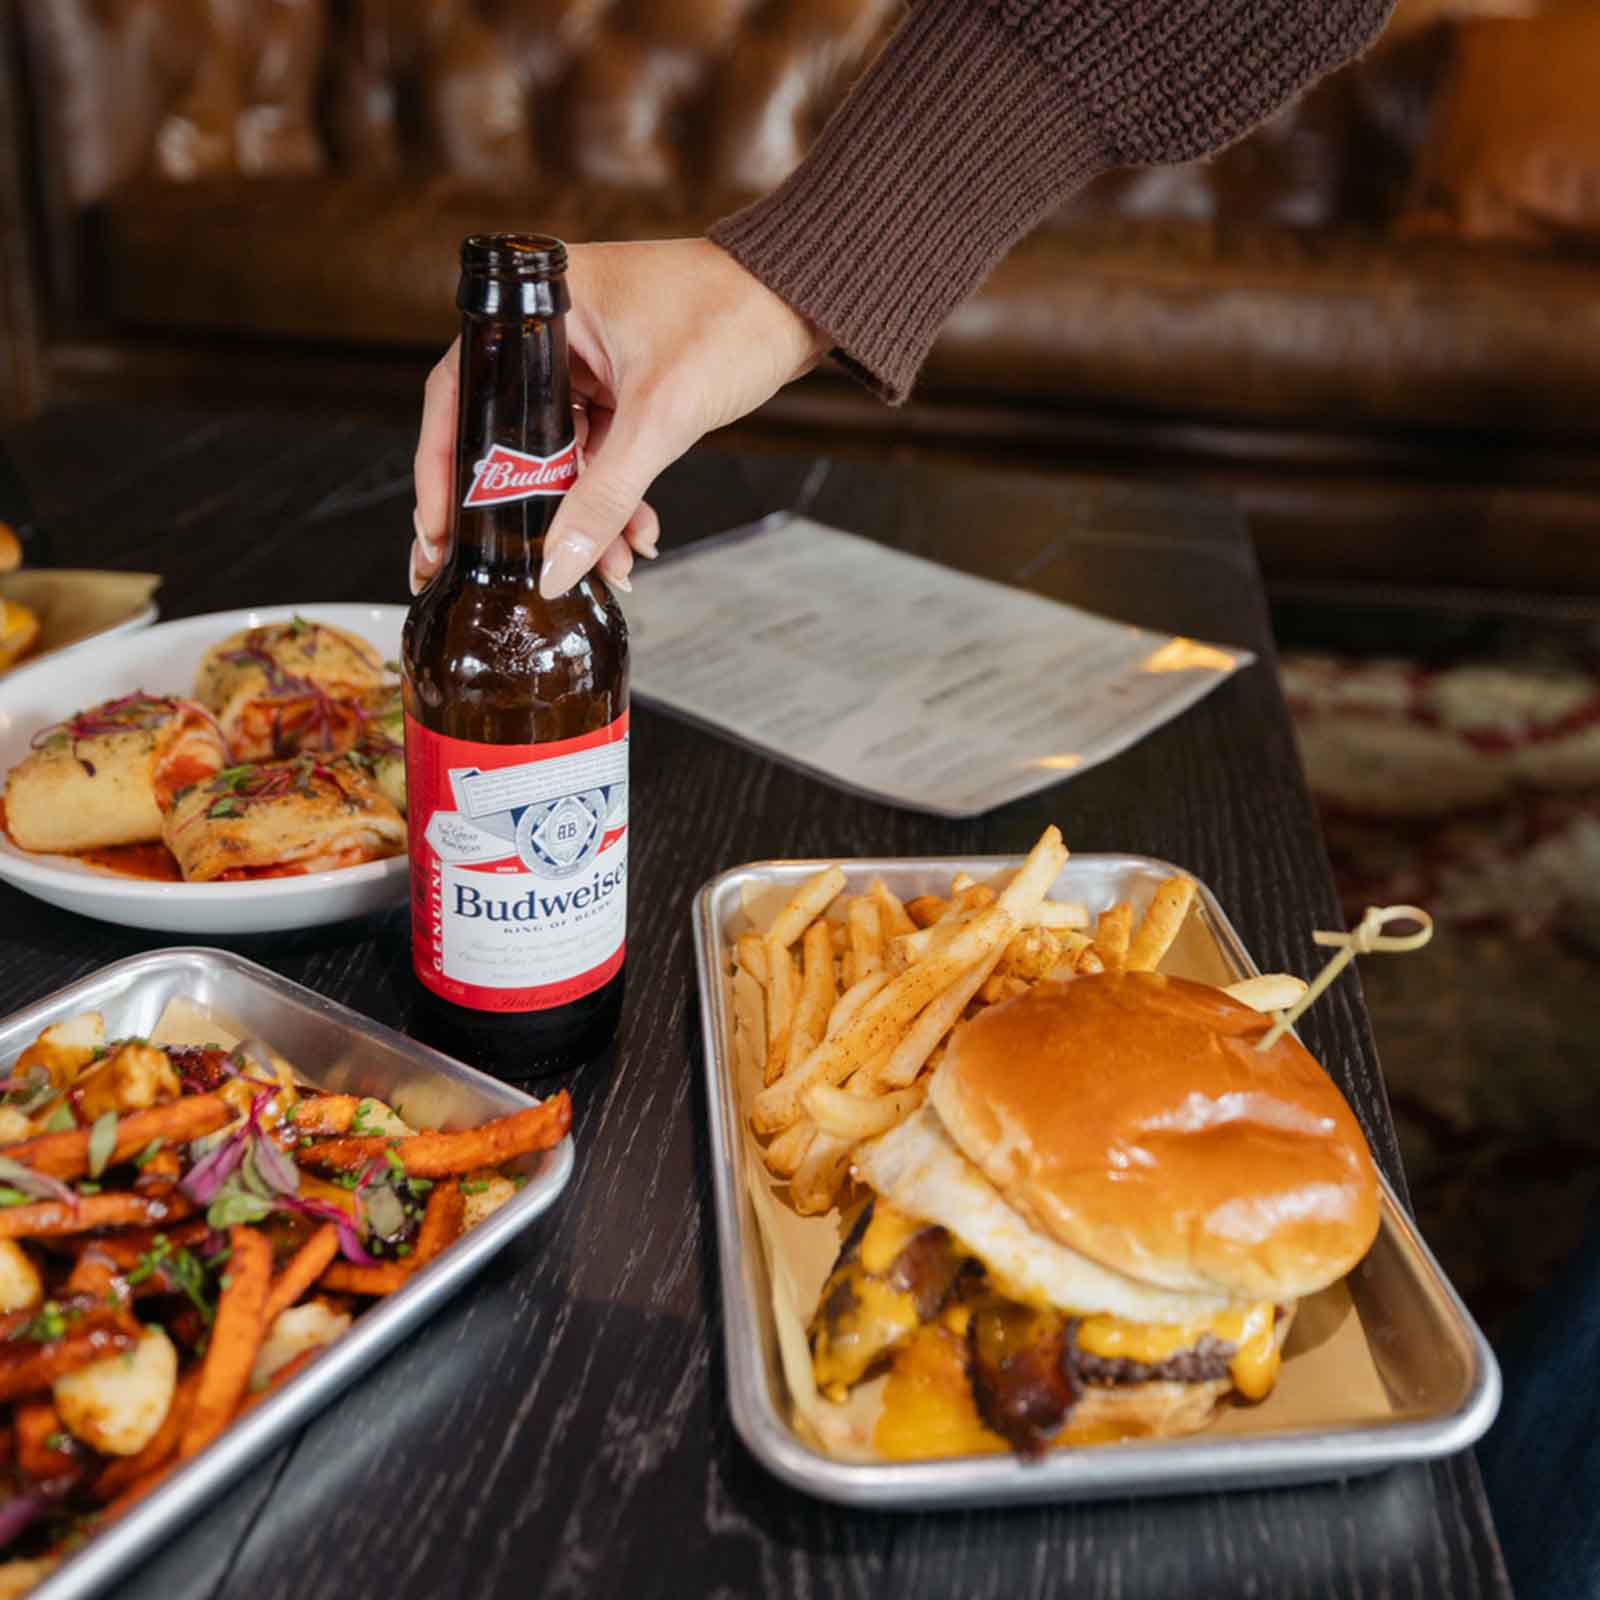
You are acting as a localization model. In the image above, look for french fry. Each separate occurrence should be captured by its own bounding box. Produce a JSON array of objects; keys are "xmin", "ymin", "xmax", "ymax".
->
[
  {"xmin": 1026, "ymin": 899, "xmax": 1089, "ymax": 929},
  {"xmin": 297, "ymin": 1095, "xmax": 571, "ymax": 1177},
  {"xmin": 0, "ymin": 1193, "xmax": 193, "ymax": 1240},
  {"xmin": 847, "ymin": 898, "xmax": 885, "ymax": 980},
  {"xmin": 321, "ymin": 1179, "xmax": 465, "ymax": 1296},
  {"xmin": 1093, "ymin": 902, "xmax": 1133, "ymax": 974},
  {"xmin": 16, "ymin": 1400, "xmax": 79, "ymax": 1483},
  {"xmin": 859, "ymin": 945, "xmax": 1006, "ymax": 1093},
  {"xmin": 940, "ymin": 883, "xmax": 996, "ymax": 921},
  {"xmin": 2, "ymin": 1096, "xmax": 230, "ymax": 1181},
  {"xmin": 825, "ymin": 971, "xmax": 890, "ymax": 1040},
  {"xmin": 868, "ymin": 878, "xmax": 917, "ymax": 939},
  {"xmin": 997, "ymin": 926, "xmax": 1060, "ymax": 983},
  {"xmin": 765, "ymin": 866, "xmax": 847, "ymax": 953},
  {"xmin": 829, "ymin": 921, "xmax": 849, "ymax": 956},
  {"xmin": 0, "ymin": 1309, "xmax": 139, "ymax": 1402},
  {"xmin": 762, "ymin": 943, "xmax": 799, "ymax": 1084},
  {"xmin": 904, "ymin": 895, "xmax": 946, "ymax": 929},
  {"xmin": 784, "ymin": 922, "xmax": 837, "ymax": 1076},
  {"xmin": 790, "ymin": 1132, "xmax": 853, "ymax": 1217},
  {"xmin": 764, "ymin": 1120, "xmax": 817, "ymax": 1179},
  {"xmin": 735, "ymin": 932, "xmax": 768, "ymax": 986},
  {"xmin": 995, "ymin": 826, "xmax": 1069, "ymax": 922},
  {"xmin": 1127, "ymin": 875, "xmax": 1197, "ymax": 972},
  {"xmin": 731, "ymin": 967, "xmax": 765, "ymax": 1089},
  {"xmin": 281, "ymin": 1095, "xmax": 361, "ymax": 1137},
  {"xmin": 1224, "ymin": 974, "xmax": 1308, "ymax": 1013},
  {"xmin": 178, "ymin": 1226, "xmax": 272, "ymax": 1460},
  {"xmin": 750, "ymin": 907, "xmax": 1014, "ymax": 1133},
  {"xmin": 977, "ymin": 974, "xmax": 1032, "ymax": 1004},
  {"xmin": 803, "ymin": 1079, "xmax": 927, "ymax": 1143},
  {"xmin": 1077, "ymin": 948, "xmax": 1105, "ymax": 974},
  {"xmin": 260, "ymin": 1224, "xmax": 340, "ymax": 1327},
  {"xmin": 950, "ymin": 872, "xmax": 977, "ymax": 894}
]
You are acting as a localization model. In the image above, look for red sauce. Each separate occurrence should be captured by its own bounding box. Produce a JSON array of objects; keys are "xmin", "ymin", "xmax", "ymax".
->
[
  {"xmin": 73, "ymin": 841, "xmax": 183, "ymax": 882},
  {"xmin": 153, "ymin": 751, "xmax": 224, "ymax": 808}
]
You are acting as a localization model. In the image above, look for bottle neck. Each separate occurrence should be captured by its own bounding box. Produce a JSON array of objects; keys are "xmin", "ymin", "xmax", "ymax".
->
[{"xmin": 447, "ymin": 311, "xmax": 574, "ymax": 577}]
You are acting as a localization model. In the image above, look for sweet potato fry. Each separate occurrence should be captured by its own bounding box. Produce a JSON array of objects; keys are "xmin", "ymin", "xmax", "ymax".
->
[
  {"xmin": 99, "ymin": 1459, "xmax": 178, "ymax": 1522},
  {"xmin": 260, "ymin": 1224, "xmax": 340, "ymax": 1327},
  {"xmin": 286, "ymin": 1094, "xmax": 362, "ymax": 1137},
  {"xmin": 92, "ymin": 1372, "xmax": 198, "ymax": 1502},
  {"xmin": 237, "ymin": 1345, "xmax": 320, "ymax": 1414},
  {"xmin": 178, "ymin": 1226, "xmax": 272, "ymax": 1461},
  {"xmin": 0, "ymin": 1193, "xmax": 193, "ymax": 1240},
  {"xmin": 298, "ymin": 1095, "xmax": 571, "ymax": 1178},
  {"xmin": 16, "ymin": 1400, "xmax": 79, "ymax": 1483},
  {"xmin": 1, "ymin": 1096, "xmax": 230, "ymax": 1181},
  {"xmin": 320, "ymin": 1180, "xmax": 465, "ymax": 1296},
  {"xmin": 0, "ymin": 1313, "xmax": 138, "ymax": 1402}
]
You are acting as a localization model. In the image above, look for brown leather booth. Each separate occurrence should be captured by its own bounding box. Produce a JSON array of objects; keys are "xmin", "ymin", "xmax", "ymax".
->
[{"xmin": 5, "ymin": 0, "xmax": 1600, "ymax": 592}]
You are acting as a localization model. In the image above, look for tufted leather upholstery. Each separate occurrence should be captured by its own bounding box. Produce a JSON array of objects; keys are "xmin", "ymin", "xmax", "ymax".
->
[{"xmin": 11, "ymin": 0, "xmax": 1600, "ymax": 445}]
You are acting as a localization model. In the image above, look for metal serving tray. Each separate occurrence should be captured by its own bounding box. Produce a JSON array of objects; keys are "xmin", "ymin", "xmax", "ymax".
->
[
  {"xmin": 693, "ymin": 854, "xmax": 1501, "ymax": 1510},
  {"xmin": 0, "ymin": 948, "xmax": 574, "ymax": 1600}
]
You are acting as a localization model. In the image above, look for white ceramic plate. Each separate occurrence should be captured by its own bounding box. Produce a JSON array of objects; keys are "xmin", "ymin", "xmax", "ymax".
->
[{"xmin": 0, "ymin": 603, "xmax": 408, "ymax": 934}]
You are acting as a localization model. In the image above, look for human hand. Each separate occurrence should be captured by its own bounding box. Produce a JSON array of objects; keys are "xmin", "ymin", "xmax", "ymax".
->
[{"xmin": 411, "ymin": 237, "xmax": 828, "ymax": 597}]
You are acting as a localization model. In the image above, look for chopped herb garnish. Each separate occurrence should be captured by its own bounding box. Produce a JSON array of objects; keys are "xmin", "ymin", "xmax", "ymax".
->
[
  {"xmin": 44, "ymin": 1103, "xmax": 75, "ymax": 1134},
  {"xmin": 77, "ymin": 1182, "xmax": 101, "ymax": 1196},
  {"xmin": 349, "ymin": 1098, "xmax": 382, "ymax": 1137},
  {"xmin": 394, "ymin": 1244, "xmax": 412, "ymax": 1258},
  {"xmin": 0, "ymin": 1187, "xmax": 30, "ymax": 1208},
  {"xmin": 16, "ymin": 1300, "xmax": 69, "ymax": 1342},
  {"xmin": 460, "ymin": 1180, "xmax": 490, "ymax": 1196},
  {"xmin": 384, "ymin": 1147, "xmax": 407, "ymax": 1179},
  {"xmin": 45, "ymin": 1431, "xmax": 72, "ymax": 1455},
  {"xmin": 133, "ymin": 1138, "xmax": 165, "ymax": 1168},
  {"xmin": 1, "ymin": 1064, "xmax": 55, "ymax": 1114}
]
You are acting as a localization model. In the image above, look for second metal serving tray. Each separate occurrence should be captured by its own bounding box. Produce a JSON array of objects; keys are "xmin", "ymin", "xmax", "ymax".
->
[
  {"xmin": 693, "ymin": 854, "xmax": 1501, "ymax": 1510},
  {"xmin": 0, "ymin": 948, "xmax": 575, "ymax": 1600}
]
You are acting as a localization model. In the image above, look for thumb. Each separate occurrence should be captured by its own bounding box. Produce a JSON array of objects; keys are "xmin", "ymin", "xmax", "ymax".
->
[{"xmin": 538, "ymin": 410, "xmax": 667, "ymax": 599}]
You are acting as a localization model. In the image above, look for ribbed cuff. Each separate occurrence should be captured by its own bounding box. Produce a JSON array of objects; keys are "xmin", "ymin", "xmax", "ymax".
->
[{"xmin": 710, "ymin": 0, "xmax": 1110, "ymax": 404}]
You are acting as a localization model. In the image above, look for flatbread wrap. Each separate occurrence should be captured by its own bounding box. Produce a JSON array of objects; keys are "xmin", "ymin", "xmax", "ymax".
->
[
  {"xmin": 194, "ymin": 617, "xmax": 389, "ymax": 761},
  {"xmin": 162, "ymin": 755, "xmax": 405, "ymax": 881},
  {"xmin": 4, "ymin": 693, "xmax": 228, "ymax": 853}
]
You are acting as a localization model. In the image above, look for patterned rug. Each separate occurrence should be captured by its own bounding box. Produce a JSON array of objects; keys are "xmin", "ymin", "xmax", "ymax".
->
[{"xmin": 1281, "ymin": 633, "xmax": 1600, "ymax": 1340}]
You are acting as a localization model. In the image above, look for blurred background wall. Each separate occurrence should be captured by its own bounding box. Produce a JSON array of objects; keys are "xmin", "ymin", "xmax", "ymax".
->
[{"xmin": 5, "ymin": 0, "xmax": 1600, "ymax": 594}]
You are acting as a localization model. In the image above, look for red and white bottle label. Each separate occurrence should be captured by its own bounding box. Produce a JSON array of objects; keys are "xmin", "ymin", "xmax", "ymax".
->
[
  {"xmin": 405, "ymin": 711, "xmax": 628, "ymax": 1013},
  {"xmin": 461, "ymin": 440, "xmax": 579, "ymax": 508}
]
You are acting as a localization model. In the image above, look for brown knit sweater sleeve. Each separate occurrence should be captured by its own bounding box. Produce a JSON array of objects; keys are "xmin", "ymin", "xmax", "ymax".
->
[{"xmin": 710, "ymin": 0, "xmax": 1395, "ymax": 403}]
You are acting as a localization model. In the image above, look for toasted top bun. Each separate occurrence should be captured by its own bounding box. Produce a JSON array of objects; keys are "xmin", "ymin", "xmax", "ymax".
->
[{"xmin": 929, "ymin": 972, "xmax": 1380, "ymax": 1303}]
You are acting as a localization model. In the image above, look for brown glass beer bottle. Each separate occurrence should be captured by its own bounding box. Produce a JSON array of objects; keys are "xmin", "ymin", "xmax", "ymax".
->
[{"xmin": 402, "ymin": 234, "xmax": 628, "ymax": 1077}]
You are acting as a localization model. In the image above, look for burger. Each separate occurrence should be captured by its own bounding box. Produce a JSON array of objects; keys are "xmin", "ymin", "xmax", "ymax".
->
[{"xmin": 807, "ymin": 970, "xmax": 1381, "ymax": 1459}]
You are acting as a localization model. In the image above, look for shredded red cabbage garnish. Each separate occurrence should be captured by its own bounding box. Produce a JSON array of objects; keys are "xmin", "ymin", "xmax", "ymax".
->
[
  {"xmin": 279, "ymin": 1195, "xmax": 375, "ymax": 1265},
  {"xmin": 0, "ymin": 1491, "xmax": 54, "ymax": 1552},
  {"xmin": 0, "ymin": 1155, "xmax": 79, "ymax": 1212}
]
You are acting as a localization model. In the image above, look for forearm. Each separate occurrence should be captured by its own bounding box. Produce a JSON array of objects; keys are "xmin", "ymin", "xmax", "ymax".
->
[{"xmin": 711, "ymin": 0, "xmax": 1395, "ymax": 403}]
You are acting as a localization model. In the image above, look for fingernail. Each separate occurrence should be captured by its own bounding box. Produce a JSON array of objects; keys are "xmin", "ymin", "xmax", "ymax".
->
[
  {"xmin": 412, "ymin": 507, "xmax": 443, "ymax": 563},
  {"xmin": 609, "ymin": 571, "xmax": 632, "ymax": 593},
  {"xmin": 408, "ymin": 540, "xmax": 435, "ymax": 596},
  {"xmin": 636, "ymin": 533, "xmax": 660, "ymax": 560},
  {"xmin": 539, "ymin": 533, "xmax": 595, "ymax": 600}
]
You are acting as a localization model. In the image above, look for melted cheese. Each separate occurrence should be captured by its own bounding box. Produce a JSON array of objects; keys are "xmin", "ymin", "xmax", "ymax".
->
[
  {"xmin": 874, "ymin": 1325, "xmax": 1008, "ymax": 1461},
  {"xmin": 858, "ymin": 1203, "xmax": 924, "ymax": 1276},
  {"xmin": 1074, "ymin": 1300, "xmax": 1281, "ymax": 1399}
]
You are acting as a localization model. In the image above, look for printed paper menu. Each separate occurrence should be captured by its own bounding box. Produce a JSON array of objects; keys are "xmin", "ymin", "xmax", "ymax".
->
[{"xmin": 626, "ymin": 518, "xmax": 1253, "ymax": 817}]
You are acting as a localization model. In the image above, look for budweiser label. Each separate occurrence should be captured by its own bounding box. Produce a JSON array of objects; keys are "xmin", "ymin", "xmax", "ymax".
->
[
  {"xmin": 406, "ymin": 711, "xmax": 628, "ymax": 1012},
  {"xmin": 461, "ymin": 439, "xmax": 579, "ymax": 508}
]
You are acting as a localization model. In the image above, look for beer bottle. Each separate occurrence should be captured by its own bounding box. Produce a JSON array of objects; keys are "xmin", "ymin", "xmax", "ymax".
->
[{"xmin": 402, "ymin": 234, "xmax": 628, "ymax": 1077}]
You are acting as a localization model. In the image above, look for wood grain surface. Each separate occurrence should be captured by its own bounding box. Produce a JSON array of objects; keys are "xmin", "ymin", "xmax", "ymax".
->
[{"xmin": 0, "ymin": 409, "xmax": 1509, "ymax": 1599}]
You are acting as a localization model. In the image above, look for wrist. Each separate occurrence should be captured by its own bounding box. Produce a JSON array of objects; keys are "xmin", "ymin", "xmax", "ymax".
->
[{"xmin": 706, "ymin": 239, "xmax": 830, "ymax": 381}]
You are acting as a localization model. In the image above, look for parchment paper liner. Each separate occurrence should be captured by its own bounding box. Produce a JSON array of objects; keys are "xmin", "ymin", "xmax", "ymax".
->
[{"xmin": 729, "ymin": 875, "xmax": 1394, "ymax": 1465}]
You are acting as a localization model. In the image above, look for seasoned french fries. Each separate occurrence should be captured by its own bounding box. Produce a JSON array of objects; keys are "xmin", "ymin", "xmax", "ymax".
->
[
  {"xmin": 802, "ymin": 1080, "xmax": 927, "ymax": 1143},
  {"xmin": 1128, "ymin": 874, "xmax": 1197, "ymax": 972},
  {"xmin": 731, "ymin": 832, "xmax": 1226, "ymax": 1232}
]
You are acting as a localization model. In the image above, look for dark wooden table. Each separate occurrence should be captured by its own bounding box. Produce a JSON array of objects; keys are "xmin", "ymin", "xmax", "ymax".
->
[{"xmin": 0, "ymin": 407, "xmax": 1509, "ymax": 1600}]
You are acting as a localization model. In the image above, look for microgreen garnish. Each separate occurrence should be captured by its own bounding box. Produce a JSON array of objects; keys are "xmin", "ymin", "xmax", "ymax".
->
[{"xmin": 86, "ymin": 1112, "xmax": 118, "ymax": 1180}]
